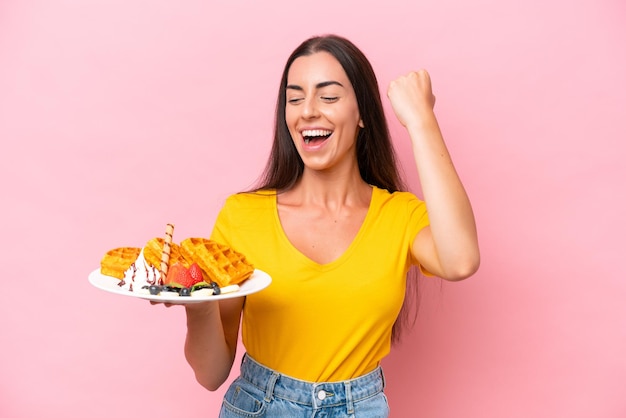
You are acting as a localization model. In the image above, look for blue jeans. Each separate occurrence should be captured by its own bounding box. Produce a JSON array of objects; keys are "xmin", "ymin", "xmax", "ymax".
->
[{"xmin": 219, "ymin": 354, "xmax": 390, "ymax": 417}]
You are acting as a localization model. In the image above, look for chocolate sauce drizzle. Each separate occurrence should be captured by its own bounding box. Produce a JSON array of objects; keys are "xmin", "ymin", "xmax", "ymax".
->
[{"xmin": 117, "ymin": 263, "xmax": 137, "ymax": 288}]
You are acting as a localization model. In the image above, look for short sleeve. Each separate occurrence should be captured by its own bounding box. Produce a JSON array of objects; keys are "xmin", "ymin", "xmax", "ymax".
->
[
  {"xmin": 210, "ymin": 199, "xmax": 233, "ymax": 247},
  {"xmin": 404, "ymin": 194, "xmax": 433, "ymax": 276}
]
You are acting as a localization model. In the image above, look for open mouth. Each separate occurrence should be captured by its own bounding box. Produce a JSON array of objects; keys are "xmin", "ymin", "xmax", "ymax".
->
[{"xmin": 302, "ymin": 129, "xmax": 332, "ymax": 145}]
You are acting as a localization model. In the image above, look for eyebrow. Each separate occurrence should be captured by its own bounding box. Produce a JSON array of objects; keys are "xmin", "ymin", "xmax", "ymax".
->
[{"xmin": 286, "ymin": 80, "xmax": 344, "ymax": 91}]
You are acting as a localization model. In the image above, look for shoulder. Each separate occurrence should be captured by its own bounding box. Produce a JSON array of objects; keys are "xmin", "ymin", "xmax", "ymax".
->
[
  {"xmin": 223, "ymin": 190, "xmax": 276, "ymax": 209},
  {"xmin": 213, "ymin": 190, "xmax": 277, "ymax": 235},
  {"xmin": 372, "ymin": 187, "xmax": 428, "ymax": 229},
  {"xmin": 373, "ymin": 186, "xmax": 425, "ymax": 209},
  {"xmin": 371, "ymin": 187, "xmax": 429, "ymax": 243}
]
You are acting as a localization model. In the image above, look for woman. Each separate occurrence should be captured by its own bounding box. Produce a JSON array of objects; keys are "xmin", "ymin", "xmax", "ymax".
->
[{"xmin": 183, "ymin": 34, "xmax": 479, "ymax": 417}]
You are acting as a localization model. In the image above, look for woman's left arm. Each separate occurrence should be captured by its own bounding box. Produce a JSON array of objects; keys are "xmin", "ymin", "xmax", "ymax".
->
[{"xmin": 388, "ymin": 70, "xmax": 480, "ymax": 281}]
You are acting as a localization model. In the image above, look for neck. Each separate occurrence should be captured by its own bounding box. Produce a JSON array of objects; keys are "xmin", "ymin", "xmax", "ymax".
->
[{"xmin": 291, "ymin": 168, "xmax": 371, "ymax": 209}]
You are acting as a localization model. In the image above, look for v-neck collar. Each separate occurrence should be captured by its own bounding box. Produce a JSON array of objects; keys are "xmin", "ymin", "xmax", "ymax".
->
[{"xmin": 271, "ymin": 186, "xmax": 378, "ymax": 271}]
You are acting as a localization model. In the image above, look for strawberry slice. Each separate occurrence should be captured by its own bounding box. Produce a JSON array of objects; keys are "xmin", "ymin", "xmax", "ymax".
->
[
  {"xmin": 165, "ymin": 263, "xmax": 195, "ymax": 288},
  {"xmin": 188, "ymin": 262, "xmax": 205, "ymax": 285}
]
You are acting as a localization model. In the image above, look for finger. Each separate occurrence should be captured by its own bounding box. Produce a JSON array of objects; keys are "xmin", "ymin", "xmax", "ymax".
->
[
  {"xmin": 416, "ymin": 68, "xmax": 430, "ymax": 80},
  {"xmin": 149, "ymin": 300, "xmax": 176, "ymax": 308}
]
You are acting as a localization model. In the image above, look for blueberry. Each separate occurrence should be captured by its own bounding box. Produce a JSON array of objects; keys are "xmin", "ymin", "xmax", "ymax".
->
[
  {"xmin": 148, "ymin": 285, "xmax": 161, "ymax": 295},
  {"xmin": 209, "ymin": 282, "xmax": 221, "ymax": 295},
  {"xmin": 180, "ymin": 287, "xmax": 191, "ymax": 297}
]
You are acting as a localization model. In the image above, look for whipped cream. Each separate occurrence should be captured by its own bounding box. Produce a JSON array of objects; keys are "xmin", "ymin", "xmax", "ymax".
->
[{"xmin": 117, "ymin": 249, "xmax": 162, "ymax": 292}]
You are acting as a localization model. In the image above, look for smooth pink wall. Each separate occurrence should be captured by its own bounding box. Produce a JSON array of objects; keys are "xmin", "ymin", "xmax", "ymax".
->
[{"xmin": 1, "ymin": 1, "xmax": 624, "ymax": 417}]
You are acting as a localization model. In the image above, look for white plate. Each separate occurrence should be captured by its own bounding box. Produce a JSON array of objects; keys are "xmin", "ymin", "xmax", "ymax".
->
[{"xmin": 88, "ymin": 268, "xmax": 271, "ymax": 303}]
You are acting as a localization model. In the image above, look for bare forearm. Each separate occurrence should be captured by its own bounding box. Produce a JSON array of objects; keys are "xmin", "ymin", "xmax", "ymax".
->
[
  {"xmin": 408, "ymin": 115, "xmax": 479, "ymax": 279},
  {"xmin": 184, "ymin": 303, "xmax": 236, "ymax": 391}
]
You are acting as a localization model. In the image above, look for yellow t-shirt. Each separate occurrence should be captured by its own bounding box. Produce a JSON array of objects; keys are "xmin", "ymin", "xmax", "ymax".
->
[{"xmin": 211, "ymin": 186, "xmax": 429, "ymax": 382}]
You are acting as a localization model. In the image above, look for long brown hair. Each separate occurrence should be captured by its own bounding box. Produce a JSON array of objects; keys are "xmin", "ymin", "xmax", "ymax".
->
[{"xmin": 254, "ymin": 34, "xmax": 419, "ymax": 342}]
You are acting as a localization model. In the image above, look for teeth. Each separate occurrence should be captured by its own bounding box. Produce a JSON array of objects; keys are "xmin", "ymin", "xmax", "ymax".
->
[{"xmin": 302, "ymin": 129, "xmax": 332, "ymax": 138}]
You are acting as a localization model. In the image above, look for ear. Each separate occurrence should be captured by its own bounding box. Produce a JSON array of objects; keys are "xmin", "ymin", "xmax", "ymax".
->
[{"xmin": 358, "ymin": 119, "xmax": 364, "ymax": 128}]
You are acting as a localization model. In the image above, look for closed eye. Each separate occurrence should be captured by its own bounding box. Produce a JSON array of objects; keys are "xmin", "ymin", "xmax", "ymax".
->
[{"xmin": 321, "ymin": 96, "xmax": 339, "ymax": 103}]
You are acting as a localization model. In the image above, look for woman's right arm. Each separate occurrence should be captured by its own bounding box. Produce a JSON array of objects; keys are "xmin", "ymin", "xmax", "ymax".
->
[{"xmin": 183, "ymin": 297, "xmax": 244, "ymax": 391}]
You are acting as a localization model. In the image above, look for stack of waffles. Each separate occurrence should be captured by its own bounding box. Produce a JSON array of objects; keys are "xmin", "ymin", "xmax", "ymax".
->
[{"xmin": 100, "ymin": 224, "xmax": 254, "ymax": 287}]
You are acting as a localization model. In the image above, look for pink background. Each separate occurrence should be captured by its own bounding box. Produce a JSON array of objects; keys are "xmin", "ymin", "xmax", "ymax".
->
[{"xmin": 1, "ymin": 0, "xmax": 625, "ymax": 417}]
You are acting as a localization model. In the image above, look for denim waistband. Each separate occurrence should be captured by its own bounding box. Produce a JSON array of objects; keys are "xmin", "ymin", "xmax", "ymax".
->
[{"xmin": 239, "ymin": 354, "xmax": 385, "ymax": 409}]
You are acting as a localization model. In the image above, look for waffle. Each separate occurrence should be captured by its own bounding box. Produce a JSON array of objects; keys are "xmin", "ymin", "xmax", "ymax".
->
[
  {"xmin": 100, "ymin": 247, "xmax": 141, "ymax": 279},
  {"xmin": 180, "ymin": 238, "xmax": 254, "ymax": 287},
  {"xmin": 143, "ymin": 237, "xmax": 188, "ymax": 271}
]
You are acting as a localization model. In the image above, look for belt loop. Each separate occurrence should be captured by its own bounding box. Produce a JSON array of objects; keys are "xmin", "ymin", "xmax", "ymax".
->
[
  {"xmin": 264, "ymin": 372, "xmax": 279, "ymax": 402},
  {"xmin": 380, "ymin": 367, "xmax": 386, "ymax": 389},
  {"xmin": 345, "ymin": 380, "xmax": 354, "ymax": 415}
]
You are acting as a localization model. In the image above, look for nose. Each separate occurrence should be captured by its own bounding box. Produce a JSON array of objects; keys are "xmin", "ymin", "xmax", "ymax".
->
[{"xmin": 301, "ymin": 97, "xmax": 319, "ymax": 119}]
